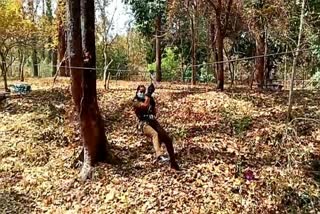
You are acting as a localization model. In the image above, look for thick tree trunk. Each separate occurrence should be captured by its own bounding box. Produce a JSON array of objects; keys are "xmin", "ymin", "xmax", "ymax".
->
[
  {"xmin": 68, "ymin": 0, "xmax": 83, "ymax": 112},
  {"xmin": 155, "ymin": 15, "xmax": 162, "ymax": 82},
  {"xmin": 32, "ymin": 49, "xmax": 39, "ymax": 77},
  {"xmin": 215, "ymin": 13, "xmax": 224, "ymax": 90},
  {"xmin": 255, "ymin": 34, "xmax": 265, "ymax": 88},
  {"xmin": 79, "ymin": 0, "xmax": 113, "ymax": 180}
]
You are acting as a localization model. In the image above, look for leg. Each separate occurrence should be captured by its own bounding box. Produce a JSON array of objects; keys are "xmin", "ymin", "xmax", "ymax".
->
[
  {"xmin": 150, "ymin": 120, "xmax": 180, "ymax": 170},
  {"xmin": 143, "ymin": 124, "xmax": 163, "ymax": 158}
]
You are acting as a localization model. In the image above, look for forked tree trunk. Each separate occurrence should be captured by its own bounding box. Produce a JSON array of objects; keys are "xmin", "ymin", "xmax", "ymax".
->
[
  {"xmin": 80, "ymin": 0, "xmax": 113, "ymax": 180},
  {"xmin": 155, "ymin": 15, "xmax": 162, "ymax": 82}
]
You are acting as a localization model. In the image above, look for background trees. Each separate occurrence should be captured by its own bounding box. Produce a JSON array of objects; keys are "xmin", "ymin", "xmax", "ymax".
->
[{"xmin": 0, "ymin": 0, "xmax": 319, "ymax": 91}]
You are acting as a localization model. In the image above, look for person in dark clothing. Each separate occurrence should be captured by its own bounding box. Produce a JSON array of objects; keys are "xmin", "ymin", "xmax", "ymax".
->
[{"xmin": 133, "ymin": 84, "xmax": 179, "ymax": 170}]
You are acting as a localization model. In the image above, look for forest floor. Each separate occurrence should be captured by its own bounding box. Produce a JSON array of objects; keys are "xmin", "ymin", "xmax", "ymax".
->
[{"xmin": 0, "ymin": 78, "xmax": 320, "ymax": 213}]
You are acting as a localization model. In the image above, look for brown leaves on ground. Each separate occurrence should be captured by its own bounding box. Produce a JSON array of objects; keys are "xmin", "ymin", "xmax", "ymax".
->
[{"xmin": 0, "ymin": 78, "xmax": 319, "ymax": 213}]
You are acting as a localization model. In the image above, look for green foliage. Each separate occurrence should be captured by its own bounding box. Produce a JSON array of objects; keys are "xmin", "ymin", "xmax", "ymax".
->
[
  {"xmin": 123, "ymin": 0, "xmax": 167, "ymax": 36},
  {"xmin": 148, "ymin": 47, "xmax": 180, "ymax": 80},
  {"xmin": 199, "ymin": 62, "xmax": 214, "ymax": 83},
  {"xmin": 311, "ymin": 71, "xmax": 320, "ymax": 89}
]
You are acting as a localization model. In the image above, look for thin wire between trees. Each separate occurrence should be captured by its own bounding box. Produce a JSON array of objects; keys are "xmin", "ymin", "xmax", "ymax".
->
[{"xmin": 1, "ymin": 47, "xmax": 318, "ymax": 72}]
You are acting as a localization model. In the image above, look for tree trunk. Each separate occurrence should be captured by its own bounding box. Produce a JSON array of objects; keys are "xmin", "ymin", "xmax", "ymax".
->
[
  {"xmin": 263, "ymin": 26, "xmax": 268, "ymax": 86},
  {"xmin": 284, "ymin": 46, "xmax": 287, "ymax": 89},
  {"xmin": 80, "ymin": 0, "xmax": 113, "ymax": 180},
  {"xmin": 18, "ymin": 51, "xmax": 25, "ymax": 81},
  {"xmin": 32, "ymin": 49, "xmax": 39, "ymax": 77},
  {"xmin": 52, "ymin": 49, "xmax": 58, "ymax": 77},
  {"xmin": 155, "ymin": 15, "xmax": 162, "ymax": 82},
  {"xmin": 210, "ymin": 22, "xmax": 217, "ymax": 82},
  {"xmin": 103, "ymin": 59, "xmax": 113, "ymax": 90},
  {"xmin": 255, "ymin": 34, "xmax": 265, "ymax": 88},
  {"xmin": 288, "ymin": 0, "xmax": 306, "ymax": 121},
  {"xmin": 1, "ymin": 59, "xmax": 8, "ymax": 92},
  {"xmin": 215, "ymin": 13, "xmax": 224, "ymax": 90},
  {"xmin": 58, "ymin": 22, "xmax": 67, "ymax": 76},
  {"xmin": 68, "ymin": 0, "xmax": 83, "ymax": 112},
  {"xmin": 191, "ymin": 13, "xmax": 196, "ymax": 85}
]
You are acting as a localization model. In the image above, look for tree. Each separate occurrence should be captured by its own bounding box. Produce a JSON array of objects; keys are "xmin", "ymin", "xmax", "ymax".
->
[
  {"xmin": 0, "ymin": 0, "xmax": 36, "ymax": 90},
  {"xmin": 124, "ymin": 0, "xmax": 167, "ymax": 82},
  {"xmin": 96, "ymin": 0, "xmax": 118, "ymax": 89},
  {"xmin": 56, "ymin": 0, "xmax": 68, "ymax": 76},
  {"xmin": 287, "ymin": 0, "xmax": 306, "ymax": 120},
  {"xmin": 68, "ymin": 0, "xmax": 114, "ymax": 180},
  {"xmin": 243, "ymin": 0, "xmax": 287, "ymax": 88},
  {"xmin": 206, "ymin": 0, "xmax": 236, "ymax": 90}
]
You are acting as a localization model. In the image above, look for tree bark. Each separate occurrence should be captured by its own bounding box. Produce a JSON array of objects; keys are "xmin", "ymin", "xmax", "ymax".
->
[
  {"xmin": 284, "ymin": 45, "xmax": 287, "ymax": 89},
  {"xmin": 52, "ymin": 49, "xmax": 58, "ymax": 77},
  {"xmin": 58, "ymin": 23, "xmax": 67, "ymax": 76},
  {"xmin": 32, "ymin": 49, "xmax": 39, "ymax": 77},
  {"xmin": 255, "ymin": 34, "xmax": 265, "ymax": 88},
  {"xmin": 68, "ymin": 0, "xmax": 83, "ymax": 112},
  {"xmin": 79, "ymin": 0, "xmax": 113, "ymax": 180},
  {"xmin": 18, "ymin": 51, "xmax": 25, "ymax": 81},
  {"xmin": 103, "ymin": 59, "xmax": 113, "ymax": 90},
  {"xmin": 1, "ymin": 61, "xmax": 8, "ymax": 91},
  {"xmin": 215, "ymin": 12, "xmax": 224, "ymax": 90},
  {"xmin": 191, "ymin": 12, "xmax": 197, "ymax": 85},
  {"xmin": 210, "ymin": 22, "xmax": 217, "ymax": 82},
  {"xmin": 155, "ymin": 15, "xmax": 162, "ymax": 82}
]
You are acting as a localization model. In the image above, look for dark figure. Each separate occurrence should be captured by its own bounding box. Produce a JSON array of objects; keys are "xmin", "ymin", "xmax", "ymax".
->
[{"xmin": 133, "ymin": 84, "xmax": 179, "ymax": 170}]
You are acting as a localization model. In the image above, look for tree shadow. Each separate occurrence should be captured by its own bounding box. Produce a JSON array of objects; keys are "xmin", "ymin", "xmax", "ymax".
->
[{"xmin": 0, "ymin": 190, "xmax": 37, "ymax": 213}]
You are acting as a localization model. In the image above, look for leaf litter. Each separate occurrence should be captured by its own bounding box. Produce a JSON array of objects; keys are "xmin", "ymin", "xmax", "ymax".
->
[{"xmin": 0, "ymin": 78, "xmax": 319, "ymax": 213}]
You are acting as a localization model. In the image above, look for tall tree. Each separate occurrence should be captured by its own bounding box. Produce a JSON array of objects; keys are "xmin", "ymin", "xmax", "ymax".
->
[
  {"xmin": 206, "ymin": 0, "xmax": 235, "ymax": 90},
  {"xmin": 124, "ymin": 0, "xmax": 167, "ymax": 81},
  {"xmin": 0, "ymin": 0, "xmax": 36, "ymax": 90},
  {"xmin": 68, "ymin": 0, "xmax": 114, "ymax": 180},
  {"xmin": 57, "ymin": 0, "xmax": 68, "ymax": 76},
  {"xmin": 287, "ymin": 0, "xmax": 306, "ymax": 120},
  {"xmin": 243, "ymin": 0, "xmax": 286, "ymax": 89}
]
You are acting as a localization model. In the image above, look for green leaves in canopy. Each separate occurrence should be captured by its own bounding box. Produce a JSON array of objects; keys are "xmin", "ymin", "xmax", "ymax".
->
[{"xmin": 123, "ymin": 0, "xmax": 167, "ymax": 36}]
